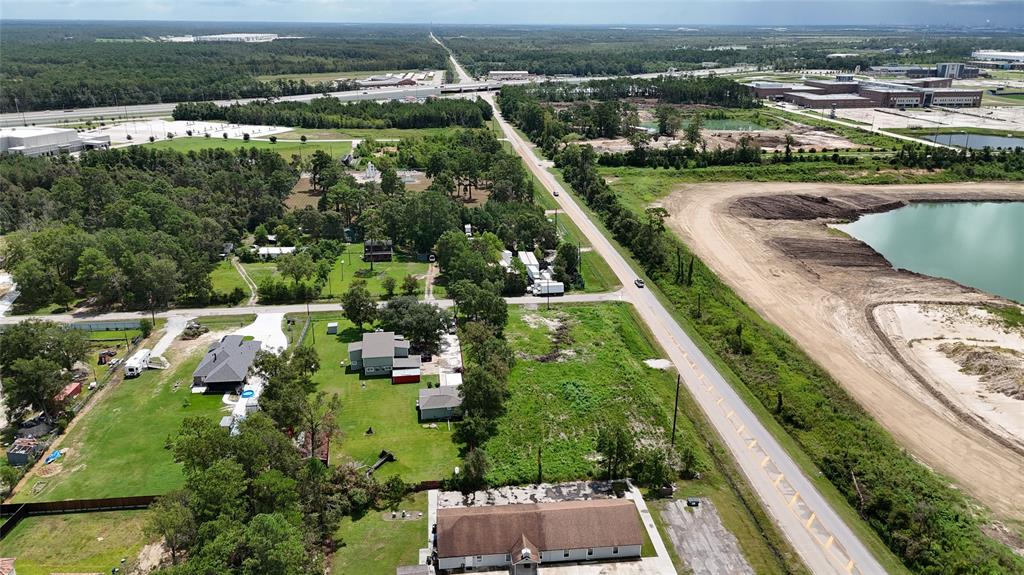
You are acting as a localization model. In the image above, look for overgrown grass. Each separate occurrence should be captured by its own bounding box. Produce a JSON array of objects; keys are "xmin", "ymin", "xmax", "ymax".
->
[
  {"xmin": 13, "ymin": 344, "xmax": 224, "ymax": 502},
  {"xmin": 299, "ymin": 316, "xmax": 460, "ymax": 483},
  {"xmin": 490, "ymin": 303, "xmax": 804, "ymax": 574},
  {"xmin": 580, "ymin": 250, "xmax": 621, "ymax": 293},
  {"xmin": 332, "ymin": 491, "xmax": 427, "ymax": 575},
  {"xmin": 0, "ymin": 510, "xmax": 151, "ymax": 575},
  {"xmin": 985, "ymin": 303, "xmax": 1024, "ymax": 330}
]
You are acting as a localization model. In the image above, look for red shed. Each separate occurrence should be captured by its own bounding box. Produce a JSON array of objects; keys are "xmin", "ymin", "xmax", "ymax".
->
[
  {"xmin": 391, "ymin": 368, "xmax": 421, "ymax": 385},
  {"xmin": 55, "ymin": 381, "xmax": 82, "ymax": 402}
]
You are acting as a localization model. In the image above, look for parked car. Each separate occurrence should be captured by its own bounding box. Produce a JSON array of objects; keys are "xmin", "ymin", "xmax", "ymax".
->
[{"xmin": 634, "ymin": 278, "xmax": 646, "ymax": 288}]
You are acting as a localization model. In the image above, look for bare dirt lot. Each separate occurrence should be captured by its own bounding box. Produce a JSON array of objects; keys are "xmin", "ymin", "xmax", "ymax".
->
[
  {"xmin": 663, "ymin": 181, "xmax": 1024, "ymax": 520},
  {"xmin": 584, "ymin": 125, "xmax": 860, "ymax": 155}
]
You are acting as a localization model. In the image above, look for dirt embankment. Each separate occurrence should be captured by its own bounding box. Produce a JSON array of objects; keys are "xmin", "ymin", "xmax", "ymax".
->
[{"xmin": 663, "ymin": 181, "xmax": 1024, "ymax": 520}]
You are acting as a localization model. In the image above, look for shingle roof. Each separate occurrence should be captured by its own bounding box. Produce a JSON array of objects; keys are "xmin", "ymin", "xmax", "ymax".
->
[
  {"xmin": 436, "ymin": 499, "xmax": 643, "ymax": 558},
  {"xmin": 193, "ymin": 335, "xmax": 261, "ymax": 384},
  {"xmin": 419, "ymin": 386, "xmax": 462, "ymax": 410},
  {"xmin": 361, "ymin": 331, "xmax": 399, "ymax": 359}
]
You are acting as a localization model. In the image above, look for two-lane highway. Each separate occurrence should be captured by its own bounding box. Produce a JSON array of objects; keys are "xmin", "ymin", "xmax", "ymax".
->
[{"xmin": 485, "ymin": 92, "xmax": 885, "ymax": 575}]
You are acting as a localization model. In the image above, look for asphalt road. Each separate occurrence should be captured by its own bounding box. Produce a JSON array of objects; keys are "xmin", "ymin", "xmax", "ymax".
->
[
  {"xmin": 0, "ymin": 290, "xmax": 625, "ymax": 326},
  {"xmin": 0, "ymin": 64, "xmax": 755, "ymax": 128},
  {"xmin": 484, "ymin": 93, "xmax": 885, "ymax": 575}
]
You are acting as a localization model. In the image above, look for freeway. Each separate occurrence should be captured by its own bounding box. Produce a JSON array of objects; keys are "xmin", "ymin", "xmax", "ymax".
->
[
  {"xmin": 0, "ymin": 61, "xmax": 755, "ymax": 127},
  {"xmin": 484, "ymin": 92, "xmax": 885, "ymax": 575},
  {"xmin": 0, "ymin": 290, "xmax": 625, "ymax": 326}
]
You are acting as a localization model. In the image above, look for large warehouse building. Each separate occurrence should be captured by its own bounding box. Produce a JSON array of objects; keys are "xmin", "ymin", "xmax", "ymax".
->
[
  {"xmin": 0, "ymin": 127, "xmax": 110, "ymax": 157},
  {"xmin": 748, "ymin": 75, "xmax": 982, "ymax": 109}
]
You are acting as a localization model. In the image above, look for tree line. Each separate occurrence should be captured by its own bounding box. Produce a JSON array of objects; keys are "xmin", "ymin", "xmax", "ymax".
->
[
  {"xmin": 0, "ymin": 22, "xmax": 447, "ymax": 112},
  {"xmin": 499, "ymin": 97, "xmax": 1024, "ymax": 575},
  {"xmin": 173, "ymin": 97, "xmax": 493, "ymax": 131},
  {"xmin": 0, "ymin": 146, "xmax": 297, "ymax": 310}
]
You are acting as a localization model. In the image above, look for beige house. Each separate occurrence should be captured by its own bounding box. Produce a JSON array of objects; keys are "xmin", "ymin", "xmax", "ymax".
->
[{"xmin": 434, "ymin": 499, "xmax": 644, "ymax": 573}]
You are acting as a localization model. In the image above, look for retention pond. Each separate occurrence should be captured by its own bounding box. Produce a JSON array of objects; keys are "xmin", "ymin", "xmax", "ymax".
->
[{"xmin": 838, "ymin": 201, "xmax": 1024, "ymax": 303}]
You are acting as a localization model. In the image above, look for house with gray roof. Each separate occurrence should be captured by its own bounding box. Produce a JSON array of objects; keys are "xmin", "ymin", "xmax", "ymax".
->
[
  {"xmin": 192, "ymin": 335, "xmax": 261, "ymax": 392},
  {"xmin": 417, "ymin": 386, "xmax": 462, "ymax": 421},
  {"xmin": 348, "ymin": 332, "xmax": 417, "ymax": 377}
]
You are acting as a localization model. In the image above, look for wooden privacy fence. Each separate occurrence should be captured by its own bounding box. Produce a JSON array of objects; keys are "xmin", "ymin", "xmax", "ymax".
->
[{"xmin": 0, "ymin": 495, "xmax": 158, "ymax": 539}]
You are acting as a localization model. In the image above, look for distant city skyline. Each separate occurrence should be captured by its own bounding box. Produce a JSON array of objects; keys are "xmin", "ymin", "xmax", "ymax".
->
[{"xmin": 2, "ymin": 0, "xmax": 1023, "ymax": 27}]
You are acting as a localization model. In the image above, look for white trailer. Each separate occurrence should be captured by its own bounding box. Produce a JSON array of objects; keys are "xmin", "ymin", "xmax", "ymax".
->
[
  {"xmin": 532, "ymin": 280, "xmax": 565, "ymax": 296},
  {"xmin": 124, "ymin": 348, "xmax": 152, "ymax": 378}
]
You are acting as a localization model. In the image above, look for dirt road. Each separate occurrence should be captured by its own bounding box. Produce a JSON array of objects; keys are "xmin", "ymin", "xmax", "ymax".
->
[{"xmin": 664, "ymin": 181, "xmax": 1024, "ymax": 519}]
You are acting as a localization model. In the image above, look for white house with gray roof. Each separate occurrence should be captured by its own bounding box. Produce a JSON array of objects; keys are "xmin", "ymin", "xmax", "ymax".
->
[
  {"xmin": 192, "ymin": 335, "xmax": 261, "ymax": 393},
  {"xmin": 417, "ymin": 386, "xmax": 462, "ymax": 421},
  {"xmin": 348, "ymin": 332, "xmax": 418, "ymax": 376}
]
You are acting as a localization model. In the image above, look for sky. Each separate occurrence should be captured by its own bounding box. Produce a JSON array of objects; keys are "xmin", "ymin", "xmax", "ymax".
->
[{"xmin": 2, "ymin": 0, "xmax": 1023, "ymax": 27}]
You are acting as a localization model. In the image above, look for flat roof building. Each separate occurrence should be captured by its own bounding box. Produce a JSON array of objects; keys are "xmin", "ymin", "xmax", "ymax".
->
[
  {"xmin": 971, "ymin": 50, "xmax": 1024, "ymax": 63},
  {"xmin": 0, "ymin": 127, "xmax": 110, "ymax": 157},
  {"xmin": 487, "ymin": 70, "xmax": 530, "ymax": 80}
]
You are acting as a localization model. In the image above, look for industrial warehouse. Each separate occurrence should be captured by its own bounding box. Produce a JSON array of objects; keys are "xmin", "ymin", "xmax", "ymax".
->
[
  {"xmin": 0, "ymin": 127, "xmax": 110, "ymax": 156},
  {"xmin": 747, "ymin": 74, "xmax": 983, "ymax": 109}
]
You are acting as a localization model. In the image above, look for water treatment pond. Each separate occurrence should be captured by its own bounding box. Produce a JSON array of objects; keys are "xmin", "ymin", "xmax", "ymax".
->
[
  {"xmin": 838, "ymin": 202, "xmax": 1024, "ymax": 303},
  {"xmin": 922, "ymin": 133, "xmax": 1024, "ymax": 149}
]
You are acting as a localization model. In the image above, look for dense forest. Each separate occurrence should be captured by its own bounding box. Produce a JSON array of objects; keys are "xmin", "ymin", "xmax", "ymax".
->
[
  {"xmin": 173, "ymin": 96, "xmax": 493, "ymax": 130},
  {"xmin": 0, "ymin": 21, "xmax": 447, "ymax": 112},
  {"xmin": 498, "ymin": 89, "xmax": 1024, "ymax": 575},
  {"xmin": 0, "ymin": 147, "xmax": 297, "ymax": 310},
  {"xmin": 437, "ymin": 25, "xmax": 1024, "ymax": 76}
]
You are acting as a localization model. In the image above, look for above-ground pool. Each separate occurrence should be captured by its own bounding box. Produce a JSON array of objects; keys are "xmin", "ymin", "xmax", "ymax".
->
[{"xmin": 241, "ymin": 389, "xmax": 255, "ymax": 399}]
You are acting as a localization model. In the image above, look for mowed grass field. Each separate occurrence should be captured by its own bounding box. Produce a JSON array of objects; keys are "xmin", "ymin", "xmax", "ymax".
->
[
  {"xmin": 0, "ymin": 511, "xmax": 151, "ymax": 575},
  {"xmin": 210, "ymin": 259, "xmax": 251, "ymax": 297},
  {"xmin": 13, "ymin": 340, "xmax": 225, "ymax": 502},
  {"xmin": 147, "ymin": 137, "xmax": 352, "ymax": 158},
  {"xmin": 332, "ymin": 491, "xmax": 428, "ymax": 575},
  {"xmin": 299, "ymin": 316, "xmax": 460, "ymax": 483},
  {"xmin": 274, "ymin": 126, "xmax": 451, "ymax": 140},
  {"xmin": 245, "ymin": 249, "xmax": 433, "ymax": 300}
]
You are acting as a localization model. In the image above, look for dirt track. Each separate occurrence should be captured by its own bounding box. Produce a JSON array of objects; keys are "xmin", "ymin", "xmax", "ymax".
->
[{"xmin": 663, "ymin": 181, "xmax": 1024, "ymax": 520}]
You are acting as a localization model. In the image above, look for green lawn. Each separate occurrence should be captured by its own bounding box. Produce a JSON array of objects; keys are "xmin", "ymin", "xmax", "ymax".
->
[
  {"xmin": 983, "ymin": 92, "xmax": 1024, "ymax": 106},
  {"xmin": 580, "ymin": 250, "xmax": 620, "ymax": 293},
  {"xmin": 147, "ymin": 137, "xmax": 352, "ymax": 159},
  {"xmin": 13, "ymin": 343, "xmax": 225, "ymax": 502},
  {"xmin": 301, "ymin": 316, "xmax": 460, "ymax": 483},
  {"xmin": 332, "ymin": 492, "xmax": 427, "ymax": 575},
  {"xmin": 210, "ymin": 259, "xmax": 251, "ymax": 297},
  {"xmin": 247, "ymin": 249, "xmax": 431, "ymax": 300},
  {"xmin": 0, "ymin": 511, "xmax": 152, "ymax": 575},
  {"xmin": 275, "ymin": 127, "xmax": 452, "ymax": 140},
  {"xmin": 321, "ymin": 251, "xmax": 431, "ymax": 299}
]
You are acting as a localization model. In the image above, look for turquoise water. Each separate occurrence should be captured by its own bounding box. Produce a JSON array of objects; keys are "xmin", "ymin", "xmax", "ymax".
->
[{"xmin": 838, "ymin": 202, "xmax": 1024, "ymax": 303}]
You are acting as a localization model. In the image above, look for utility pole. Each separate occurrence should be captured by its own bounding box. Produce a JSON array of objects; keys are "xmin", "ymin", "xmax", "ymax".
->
[{"xmin": 671, "ymin": 374, "xmax": 681, "ymax": 446}]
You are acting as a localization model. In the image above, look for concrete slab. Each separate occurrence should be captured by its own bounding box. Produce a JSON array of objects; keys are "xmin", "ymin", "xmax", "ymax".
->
[{"xmin": 656, "ymin": 498, "xmax": 754, "ymax": 575}]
